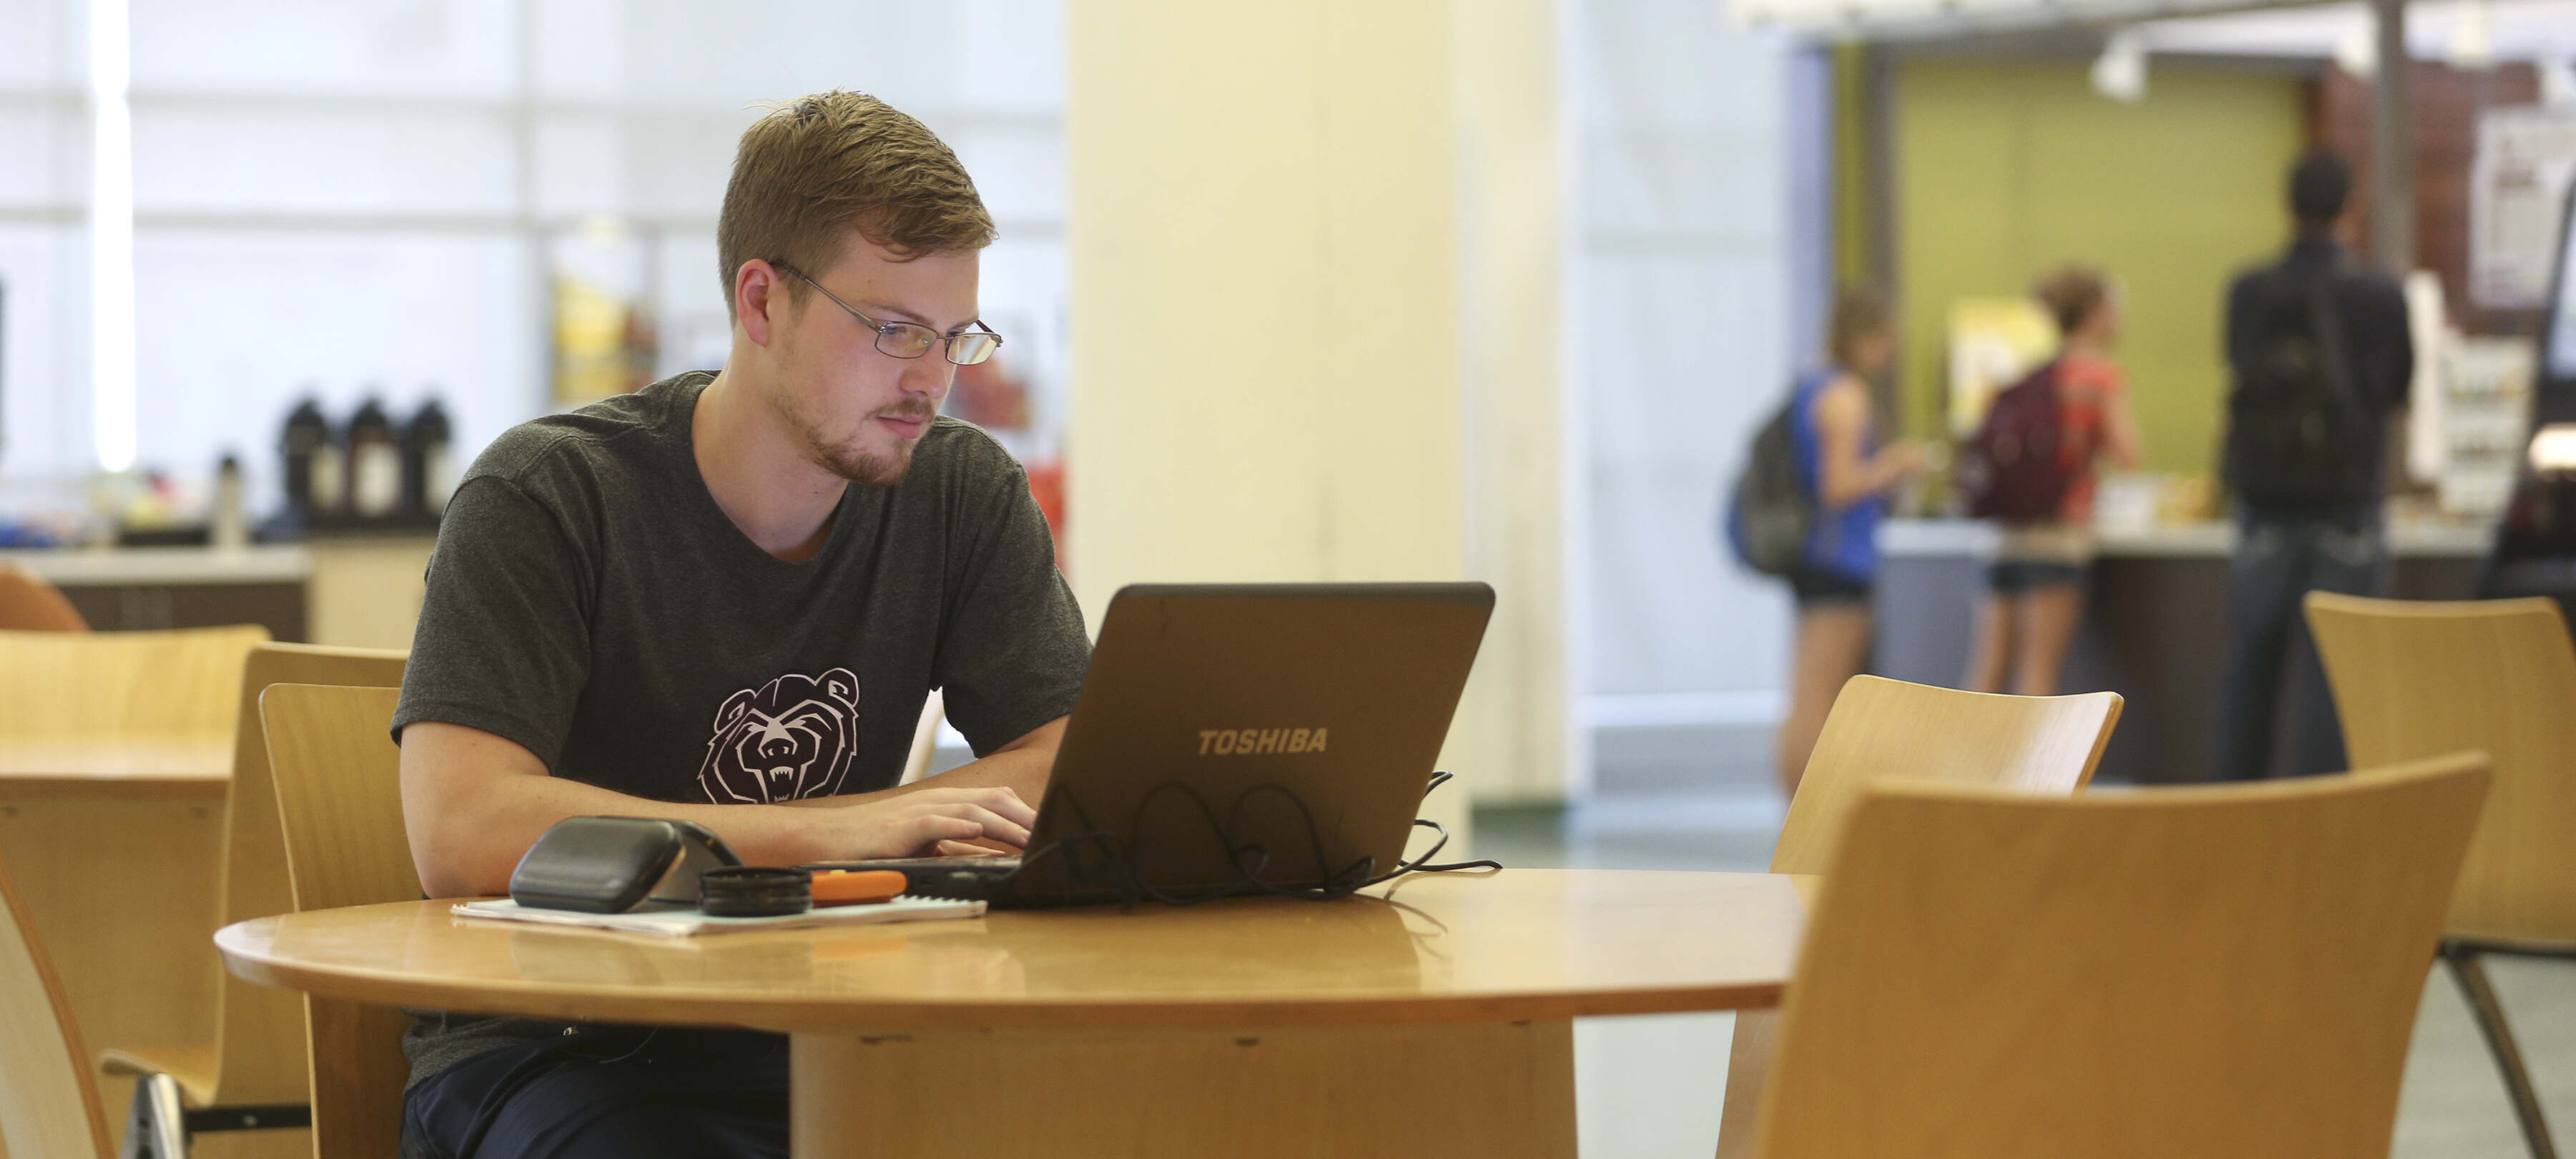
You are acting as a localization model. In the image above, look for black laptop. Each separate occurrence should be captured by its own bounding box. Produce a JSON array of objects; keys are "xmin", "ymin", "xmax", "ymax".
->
[{"xmin": 804, "ymin": 582, "xmax": 1493, "ymax": 908}]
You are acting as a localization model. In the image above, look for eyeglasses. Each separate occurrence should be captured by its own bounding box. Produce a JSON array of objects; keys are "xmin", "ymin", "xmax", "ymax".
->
[{"xmin": 774, "ymin": 263, "xmax": 1004, "ymax": 366}]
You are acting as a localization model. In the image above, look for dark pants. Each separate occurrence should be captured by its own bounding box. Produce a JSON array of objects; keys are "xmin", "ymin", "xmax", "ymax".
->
[
  {"xmin": 403, "ymin": 1027, "xmax": 789, "ymax": 1159},
  {"xmin": 2217, "ymin": 505, "xmax": 2389, "ymax": 781}
]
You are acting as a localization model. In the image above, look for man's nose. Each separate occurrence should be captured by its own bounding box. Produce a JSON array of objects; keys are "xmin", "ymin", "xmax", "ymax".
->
[{"xmin": 902, "ymin": 353, "xmax": 957, "ymax": 400}]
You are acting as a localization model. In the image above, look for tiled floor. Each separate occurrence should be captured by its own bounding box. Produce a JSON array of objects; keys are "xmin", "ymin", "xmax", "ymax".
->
[{"xmin": 1473, "ymin": 796, "xmax": 2576, "ymax": 1157}]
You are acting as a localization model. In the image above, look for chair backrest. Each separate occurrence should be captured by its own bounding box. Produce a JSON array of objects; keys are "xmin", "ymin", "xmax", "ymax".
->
[
  {"xmin": 1717, "ymin": 675, "xmax": 2124, "ymax": 1158},
  {"xmin": 209, "ymin": 646, "xmax": 406, "ymax": 1107},
  {"xmin": 2306, "ymin": 592, "xmax": 2576, "ymax": 945},
  {"xmin": 1752, "ymin": 753, "xmax": 2492, "ymax": 1159},
  {"xmin": 0, "ymin": 625, "xmax": 269, "ymax": 742},
  {"xmin": 0, "ymin": 563, "xmax": 87, "ymax": 632},
  {"xmin": 260, "ymin": 683, "xmax": 417, "ymax": 1159},
  {"xmin": 261, "ymin": 683, "xmax": 419, "ymax": 913},
  {"xmin": 1770, "ymin": 675, "xmax": 2124, "ymax": 874},
  {"xmin": 0, "ymin": 850, "xmax": 112, "ymax": 1159}
]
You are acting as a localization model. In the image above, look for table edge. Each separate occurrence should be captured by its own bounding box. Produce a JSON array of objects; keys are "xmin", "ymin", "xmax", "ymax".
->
[
  {"xmin": 215, "ymin": 872, "xmax": 1802, "ymax": 1030},
  {"xmin": 0, "ymin": 774, "xmax": 229, "ymax": 798},
  {"xmin": 219, "ymin": 937, "xmax": 1787, "ymax": 1030}
]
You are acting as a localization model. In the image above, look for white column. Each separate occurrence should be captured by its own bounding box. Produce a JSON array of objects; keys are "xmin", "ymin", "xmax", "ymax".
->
[
  {"xmin": 1453, "ymin": 0, "xmax": 1581, "ymax": 803},
  {"xmin": 1066, "ymin": 1, "xmax": 1576, "ymax": 839}
]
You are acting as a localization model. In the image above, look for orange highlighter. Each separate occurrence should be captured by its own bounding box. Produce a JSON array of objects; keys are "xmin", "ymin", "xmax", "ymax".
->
[{"xmin": 808, "ymin": 869, "xmax": 907, "ymax": 907}]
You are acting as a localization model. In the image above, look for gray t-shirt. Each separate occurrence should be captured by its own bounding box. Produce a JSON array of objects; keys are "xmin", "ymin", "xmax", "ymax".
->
[{"xmin": 391, "ymin": 370, "xmax": 1088, "ymax": 1085}]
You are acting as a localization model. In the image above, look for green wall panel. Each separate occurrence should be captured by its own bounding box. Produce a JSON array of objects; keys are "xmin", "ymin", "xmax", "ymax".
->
[{"xmin": 1893, "ymin": 59, "xmax": 2308, "ymax": 475}]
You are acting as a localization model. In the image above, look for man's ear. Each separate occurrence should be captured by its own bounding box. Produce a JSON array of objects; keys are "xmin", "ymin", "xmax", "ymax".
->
[{"xmin": 734, "ymin": 260, "xmax": 784, "ymax": 348}]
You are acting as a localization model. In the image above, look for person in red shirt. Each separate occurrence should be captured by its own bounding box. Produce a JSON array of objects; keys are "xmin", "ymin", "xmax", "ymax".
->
[{"xmin": 1963, "ymin": 266, "xmax": 2142, "ymax": 695}]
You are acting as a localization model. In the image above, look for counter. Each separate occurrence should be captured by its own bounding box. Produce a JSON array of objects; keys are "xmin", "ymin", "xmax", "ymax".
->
[
  {"xmin": 0, "ymin": 537, "xmax": 435, "ymax": 649},
  {"xmin": 1880, "ymin": 518, "xmax": 2494, "ymax": 559},
  {"xmin": 1871, "ymin": 517, "xmax": 2493, "ymax": 783},
  {"xmin": 0, "ymin": 544, "xmax": 312, "ymax": 586}
]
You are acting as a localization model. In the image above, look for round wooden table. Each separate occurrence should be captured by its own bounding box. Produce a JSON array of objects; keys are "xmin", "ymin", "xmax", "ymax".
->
[{"xmin": 218, "ymin": 868, "xmax": 1806, "ymax": 1159}]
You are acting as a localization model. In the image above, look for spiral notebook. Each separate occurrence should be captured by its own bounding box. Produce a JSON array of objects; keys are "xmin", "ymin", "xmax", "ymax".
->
[{"xmin": 452, "ymin": 896, "xmax": 985, "ymax": 937}]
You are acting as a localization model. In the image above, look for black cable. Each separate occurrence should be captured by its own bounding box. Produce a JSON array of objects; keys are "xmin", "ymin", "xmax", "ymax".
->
[
  {"xmin": 1362, "ymin": 772, "xmax": 1502, "ymax": 884},
  {"xmin": 1041, "ymin": 779, "xmax": 1372, "ymax": 907},
  {"xmin": 1020, "ymin": 768, "xmax": 1497, "ymax": 909}
]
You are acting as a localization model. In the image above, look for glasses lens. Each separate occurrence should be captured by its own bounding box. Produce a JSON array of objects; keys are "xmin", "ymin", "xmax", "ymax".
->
[
  {"xmin": 874, "ymin": 324, "xmax": 939, "ymax": 359},
  {"xmin": 947, "ymin": 331, "xmax": 1001, "ymax": 366}
]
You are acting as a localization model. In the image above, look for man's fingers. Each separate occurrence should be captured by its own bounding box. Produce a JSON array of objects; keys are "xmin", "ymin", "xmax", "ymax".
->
[
  {"xmin": 916, "ymin": 786, "xmax": 1036, "ymax": 828},
  {"xmin": 981, "ymin": 791, "xmax": 1038, "ymax": 829},
  {"xmin": 934, "ymin": 839, "xmax": 1013, "ymax": 858},
  {"xmin": 904, "ymin": 813, "xmax": 982, "ymax": 853},
  {"xmin": 945, "ymin": 803, "xmax": 1033, "ymax": 849}
]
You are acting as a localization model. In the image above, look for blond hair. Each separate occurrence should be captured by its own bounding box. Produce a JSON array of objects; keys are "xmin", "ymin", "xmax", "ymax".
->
[{"xmin": 716, "ymin": 91, "xmax": 996, "ymax": 313}]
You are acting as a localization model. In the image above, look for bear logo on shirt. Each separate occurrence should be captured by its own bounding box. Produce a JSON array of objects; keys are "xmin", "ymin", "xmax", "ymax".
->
[{"xmin": 697, "ymin": 667, "xmax": 861, "ymax": 804}]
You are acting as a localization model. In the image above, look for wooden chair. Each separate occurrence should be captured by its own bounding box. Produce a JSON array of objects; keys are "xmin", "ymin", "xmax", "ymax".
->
[
  {"xmin": 1750, "ymin": 752, "xmax": 2492, "ymax": 1158},
  {"xmin": 97, "ymin": 645, "xmax": 406, "ymax": 1157},
  {"xmin": 0, "ymin": 849, "xmax": 114, "ymax": 1159},
  {"xmin": 2306, "ymin": 592, "xmax": 2576, "ymax": 1158},
  {"xmin": 260, "ymin": 683, "xmax": 418, "ymax": 1159},
  {"xmin": 1714, "ymin": 675, "xmax": 2123, "ymax": 1158},
  {"xmin": 0, "ymin": 562, "xmax": 87, "ymax": 632},
  {"xmin": 0, "ymin": 626, "xmax": 268, "ymax": 742},
  {"xmin": 0, "ymin": 625, "xmax": 267, "ymax": 1157}
]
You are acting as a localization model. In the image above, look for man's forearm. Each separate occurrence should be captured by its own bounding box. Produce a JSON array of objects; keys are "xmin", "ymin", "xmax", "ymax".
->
[
  {"xmin": 785, "ymin": 718, "xmax": 1063, "ymax": 818},
  {"xmin": 406, "ymin": 717, "xmax": 1063, "ymax": 896},
  {"xmin": 899, "ymin": 745, "xmax": 1054, "ymax": 804},
  {"xmin": 417, "ymin": 771, "xmax": 832, "ymax": 898}
]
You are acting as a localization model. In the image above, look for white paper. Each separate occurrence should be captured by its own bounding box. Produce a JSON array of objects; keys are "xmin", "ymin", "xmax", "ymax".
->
[
  {"xmin": 452, "ymin": 896, "xmax": 984, "ymax": 937},
  {"xmin": 2471, "ymin": 108, "xmax": 2576, "ymax": 309}
]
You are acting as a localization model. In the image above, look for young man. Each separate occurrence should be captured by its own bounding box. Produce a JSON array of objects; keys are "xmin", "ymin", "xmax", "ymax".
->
[
  {"xmin": 2215, "ymin": 152, "xmax": 2413, "ymax": 781},
  {"xmin": 391, "ymin": 91, "xmax": 1089, "ymax": 1158}
]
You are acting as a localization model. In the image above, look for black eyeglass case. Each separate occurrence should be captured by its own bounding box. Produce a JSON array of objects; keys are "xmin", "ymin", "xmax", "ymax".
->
[{"xmin": 507, "ymin": 816, "xmax": 742, "ymax": 914}]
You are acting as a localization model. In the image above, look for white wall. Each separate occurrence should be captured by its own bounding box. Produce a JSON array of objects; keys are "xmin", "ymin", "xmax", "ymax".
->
[
  {"xmin": 1576, "ymin": 0, "xmax": 1801, "ymax": 723},
  {"xmin": 5, "ymin": 0, "xmax": 1802, "ymax": 749},
  {"xmin": 0, "ymin": 0, "xmax": 86, "ymax": 496},
  {"xmin": 0, "ymin": 0, "xmax": 1068, "ymax": 514}
]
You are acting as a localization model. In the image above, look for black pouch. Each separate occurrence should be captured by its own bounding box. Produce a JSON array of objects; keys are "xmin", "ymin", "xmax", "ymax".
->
[{"xmin": 507, "ymin": 816, "xmax": 741, "ymax": 913}]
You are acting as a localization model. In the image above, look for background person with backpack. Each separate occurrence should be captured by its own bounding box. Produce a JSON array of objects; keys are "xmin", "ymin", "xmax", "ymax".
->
[
  {"xmin": 2215, "ymin": 152, "xmax": 2414, "ymax": 781},
  {"xmin": 1958, "ymin": 266, "xmax": 2142, "ymax": 696},
  {"xmin": 1735, "ymin": 288, "xmax": 1928, "ymax": 796}
]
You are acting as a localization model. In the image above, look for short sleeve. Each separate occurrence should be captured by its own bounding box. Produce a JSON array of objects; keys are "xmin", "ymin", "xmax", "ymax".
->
[
  {"xmin": 2223, "ymin": 273, "xmax": 2257, "ymax": 371},
  {"xmin": 2059, "ymin": 355, "xmax": 2124, "ymax": 400},
  {"xmin": 391, "ymin": 476, "xmax": 595, "ymax": 769},
  {"xmin": 930, "ymin": 458, "xmax": 1091, "ymax": 755},
  {"xmin": 2091, "ymin": 359, "xmax": 2127, "ymax": 399}
]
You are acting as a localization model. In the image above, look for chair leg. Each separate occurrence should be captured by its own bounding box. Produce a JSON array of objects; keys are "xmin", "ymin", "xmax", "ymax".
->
[
  {"xmin": 2443, "ymin": 944, "xmax": 2560, "ymax": 1159},
  {"xmin": 118, "ymin": 1072, "xmax": 190, "ymax": 1159}
]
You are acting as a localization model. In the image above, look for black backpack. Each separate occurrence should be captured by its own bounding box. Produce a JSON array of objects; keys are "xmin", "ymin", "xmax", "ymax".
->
[
  {"xmin": 2225, "ymin": 263, "xmax": 2380, "ymax": 507},
  {"xmin": 1724, "ymin": 393, "xmax": 1810, "ymax": 577}
]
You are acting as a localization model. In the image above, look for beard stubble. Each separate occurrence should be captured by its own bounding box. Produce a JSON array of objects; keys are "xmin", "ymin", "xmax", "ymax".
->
[{"xmin": 769, "ymin": 384, "xmax": 929, "ymax": 488}]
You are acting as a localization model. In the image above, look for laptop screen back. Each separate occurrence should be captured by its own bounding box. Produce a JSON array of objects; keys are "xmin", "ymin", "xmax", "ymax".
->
[{"xmin": 1012, "ymin": 582, "xmax": 1493, "ymax": 904}]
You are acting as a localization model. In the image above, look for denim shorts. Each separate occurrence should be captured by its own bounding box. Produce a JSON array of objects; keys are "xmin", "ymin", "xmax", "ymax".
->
[
  {"xmin": 1987, "ymin": 560, "xmax": 2087, "ymax": 592},
  {"xmin": 1787, "ymin": 567, "xmax": 1872, "ymax": 607}
]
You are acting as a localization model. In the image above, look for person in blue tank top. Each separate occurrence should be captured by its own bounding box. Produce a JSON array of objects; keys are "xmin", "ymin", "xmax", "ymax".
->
[{"xmin": 1775, "ymin": 290, "xmax": 1927, "ymax": 796}]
